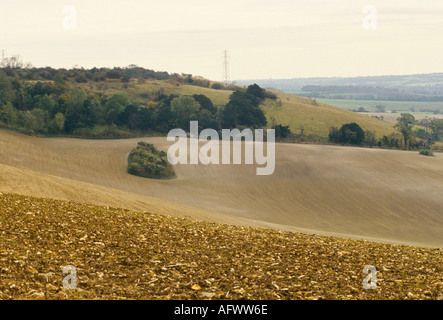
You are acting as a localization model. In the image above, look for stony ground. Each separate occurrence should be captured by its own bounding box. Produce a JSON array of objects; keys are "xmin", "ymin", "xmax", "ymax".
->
[{"xmin": 0, "ymin": 193, "xmax": 441, "ymax": 300}]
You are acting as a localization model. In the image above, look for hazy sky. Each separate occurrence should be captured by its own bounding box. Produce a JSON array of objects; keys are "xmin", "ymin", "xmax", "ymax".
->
[{"xmin": 1, "ymin": 0, "xmax": 443, "ymax": 81}]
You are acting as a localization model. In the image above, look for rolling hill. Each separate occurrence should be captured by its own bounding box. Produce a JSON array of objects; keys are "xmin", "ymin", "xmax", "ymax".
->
[
  {"xmin": 0, "ymin": 129, "xmax": 441, "ymax": 248},
  {"xmin": 81, "ymin": 80, "xmax": 396, "ymax": 140}
]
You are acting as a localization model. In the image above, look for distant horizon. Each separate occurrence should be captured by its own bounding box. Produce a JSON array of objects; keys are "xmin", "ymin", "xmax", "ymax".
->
[{"xmin": 235, "ymin": 71, "xmax": 443, "ymax": 82}]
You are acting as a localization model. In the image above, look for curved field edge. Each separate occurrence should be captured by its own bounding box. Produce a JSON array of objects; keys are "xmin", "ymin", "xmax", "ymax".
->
[{"xmin": 0, "ymin": 193, "xmax": 441, "ymax": 300}]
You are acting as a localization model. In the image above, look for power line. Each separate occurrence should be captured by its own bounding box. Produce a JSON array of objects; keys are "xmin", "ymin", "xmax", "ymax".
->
[
  {"xmin": 424, "ymin": 115, "xmax": 432, "ymax": 150},
  {"xmin": 222, "ymin": 50, "xmax": 230, "ymax": 83}
]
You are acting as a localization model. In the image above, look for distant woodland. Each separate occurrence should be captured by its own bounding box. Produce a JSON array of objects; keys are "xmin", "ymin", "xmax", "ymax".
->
[{"xmin": 0, "ymin": 64, "xmax": 278, "ymax": 138}]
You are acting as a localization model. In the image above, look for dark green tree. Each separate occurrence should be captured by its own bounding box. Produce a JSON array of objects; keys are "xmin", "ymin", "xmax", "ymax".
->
[
  {"xmin": 395, "ymin": 113, "xmax": 416, "ymax": 149},
  {"xmin": 338, "ymin": 123, "xmax": 365, "ymax": 145},
  {"xmin": 193, "ymin": 94, "xmax": 217, "ymax": 114}
]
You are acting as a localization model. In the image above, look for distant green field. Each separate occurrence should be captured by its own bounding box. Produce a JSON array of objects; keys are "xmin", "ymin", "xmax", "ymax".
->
[{"xmin": 316, "ymin": 98, "xmax": 443, "ymax": 113}]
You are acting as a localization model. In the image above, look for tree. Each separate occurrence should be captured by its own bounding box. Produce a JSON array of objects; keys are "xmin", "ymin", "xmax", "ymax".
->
[
  {"xmin": 222, "ymin": 98, "xmax": 266, "ymax": 129},
  {"xmin": 137, "ymin": 107, "xmax": 154, "ymax": 131},
  {"xmin": 329, "ymin": 123, "xmax": 365, "ymax": 145},
  {"xmin": 395, "ymin": 113, "xmax": 416, "ymax": 149},
  {"xmin": 62, "ymin": 88, "xmax": 87, "ymax": 132},
  {"xmin": 25, "ymin": 108, "xmax": 47, "ymax": 133},
  {"xmin": 170, "ymin": 96, "xmax": 200, "ymax": 129},
  {"xmin": 211, "ymin": 83, "xmax": 223, "ymax": 90},
  {"xmin": 184, "ymin": 75, "xmax": 193, "ymax": 84},
  {"xmin": 246, "ymin": 84, "xmax": 265, "ymax": 100},
  {"xmin": 193, "ymin": 94, "xmax": 216, "ymax": 114},
  {"xmin": 105, "ymin": 94, "xmax": 130, "ymax": 125},
  {"xmin": 1, "ymin": 102, "xmax": 18, "ymax": 126},
  {"xmin": 54, "ymin": 113, "xmax": 65, "ymax": 132},
  {"xmin": 118, "ymin": 104, "xmax": 140, "ymax": 129},
  {"xmin": 37, "ymin": 94, "xmax": 56, "ymax": 114},
  {"xmin": 328, "ymin": 126, "xmax": 340, "ymax": 143},
  {"xmin": 364, "ymin": 130, "xmax": 377, "ymax": 146},
  {"xmin": 154, "ymin": 102, "xmax": 175, "ymax": 132},
  {"xmin": 198, "ymin": 109, "xmax": 218, "ymax": 131},
  {"xmin": 429, "ymin": 119, "xmax": 443, "ymax": 142},
  {"xmin": 339, "ymin": 123, "xmax": 365, "ymax": 145},
  {"xmin": 221, "ymin": 101, "xmax": 239, "ymax": 128},
  {"xmin": 273, "ymin": 124, "xmax": 291, "ymax": 138},
  {"xmin": 0, "ymin": 71, "xmax": 13, "ymax": 106},
  {"xmin": 2, "ymin": 55, "xmax": 24, "ymax": 68},
  {"xmin": 222, "ymin": 89, "xmax": 267, "ymax": 129},
  {"xmin": 54, "ymin": 73, "xmax": 65, "ymax": 85}
]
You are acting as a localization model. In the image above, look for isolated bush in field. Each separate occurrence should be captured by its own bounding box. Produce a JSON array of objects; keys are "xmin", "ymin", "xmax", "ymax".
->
[{"xmin": 128, "ymin": 142, "xmax": 175, "ymax": 179}]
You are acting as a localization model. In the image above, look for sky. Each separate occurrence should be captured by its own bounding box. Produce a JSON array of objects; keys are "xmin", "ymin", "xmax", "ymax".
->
[{"xmin": 1, "ymin": 0, "xmax": 443, "ymax": 81}]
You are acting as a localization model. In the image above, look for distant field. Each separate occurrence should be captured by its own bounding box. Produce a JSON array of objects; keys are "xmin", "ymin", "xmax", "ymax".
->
[
  {"xmin": 316, "ymin": 98, "xmax": 443, "ymax": 113},
  {"xmin": 365, "ymin": 112, "xmax": 443, "ymax": 123}
]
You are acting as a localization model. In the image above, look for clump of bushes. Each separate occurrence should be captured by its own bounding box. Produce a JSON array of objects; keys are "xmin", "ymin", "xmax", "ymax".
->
[
  {"xmin": 128, "ymin": 142, "xmax": 175, "ymax": 179},
  {"xmin": 273, "ymin": 124, "xmax": 291, "ymax": 139},
  {"xmin": 419, "ymin": 149, "xmax": 434, "ymax": 156}
]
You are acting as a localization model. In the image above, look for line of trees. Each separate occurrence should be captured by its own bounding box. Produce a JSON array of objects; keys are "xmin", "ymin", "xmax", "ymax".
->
[
  {"xmin": 301, "ymin": 85, "xmax": 443, "ymax": 102},
  {"xmin": 0, "ymin": 59, "xmax": 240, "ymax": 92},
  {"xmin": 328, "ymin": 115, "xmax": 443, "ymax": 151}
]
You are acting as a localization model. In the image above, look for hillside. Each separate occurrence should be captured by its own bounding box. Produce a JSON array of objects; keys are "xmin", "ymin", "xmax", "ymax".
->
[
  {"xmin": 1, "ymin": 64, "xmax": 398, "ymax": 141},
  {"xmin": 0, "ymin": 130, "xmax": 441, "ymax": 248},
  {"xmin": 0, "ymin": 193, "xmax": 441, "ymax": 300},
  {"xmin": 80, "ymin": 80, "xmax": 395, "ymax": 140},
  {"xmin": 260, "ymin": 91, "xmax": 394, "ymax": 139}
]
